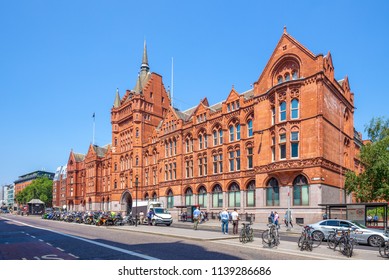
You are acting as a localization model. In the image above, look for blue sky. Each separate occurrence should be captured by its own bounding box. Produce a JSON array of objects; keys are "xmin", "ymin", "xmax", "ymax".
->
[{"xmin": 0, "ymin": 0, "xmax": 388, "ymax": 185}]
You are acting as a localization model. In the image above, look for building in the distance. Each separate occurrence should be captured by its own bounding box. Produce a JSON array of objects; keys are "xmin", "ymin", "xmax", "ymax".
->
[
  {"xmin": 63, "ymin": 29, "xmax": 363, "ymax": 223},
  {"xmin": 14, "ymin": 170, "xmax": 55, "ymax": 195},
  {"xmin": 52, "ymin": 165, "xmax": 67, "ymax": 209},
  {"xmin": 3, "ymin": 184, "xmax": 15, "ymax": 209}
]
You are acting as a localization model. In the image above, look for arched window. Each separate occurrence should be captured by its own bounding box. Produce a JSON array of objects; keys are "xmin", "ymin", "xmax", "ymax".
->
[
  {"xmin": 293, "ymin": 175, "xmax": 309, "ymax": 206},
  {"xmin": 198, "ymin": 134, "xmax": 203, "ymax": 150},
  {"xmin": 292, "ymin": 70, "xmax": 298, "ymax": 80},
  {"xmin": 266, "ymin": 178, "xmax": 279, "ymax": 206},
  {"xmin": 185, "ymin": 187, "xmax": 193, "ymax": 206},
  {"xmin": 229, "ymin": 125, "xmax": 234, "ymax": 142},
  {"xmin": 277, "ymin": 76, "xmax": 283, "ymax": 84},
  {"xmin": 213, "ymin": 130, "xmax": 217, "ymax": 146},
  {"xmin": 285, "ymin": 73, "xmax": 290, "ymax": 81},
  {"xmin": 167, "ymin": 189, "xmax": 174, "ymax": 208},
  {"xmin": 246, "ymin": 181, "xmax": 256, "ymax": 207},
  {"xmin": 291, "ymin": 99, "xmax": 299, "ymax": 119},
  {"xmin": 247, "ymin": 119, "xmax": 253, "ymax": 137},
  {"xmin": 152, "ymin": 192, "xmax": 158, "ymax": 201},
  {"xmin": 228, "ymin": 183, "xmax": 240, "ymax": 208},
  {"xmin": 144, "ymin": 193, "xmax": 149, "ymax": 200},
  {"xmin": 198, "ymin": 186, "xmax": 207, "ymax": 208},
  {"xmin": 280, "ymin": 102, "xmax": 286, "ymax": 122},
  {"xmin": 212, "ymin": 185, "xmax": 223, "ymax": 208},
  {"xmin": 236, "ymin": 124, "xmax": 241, "ymax": 140}
]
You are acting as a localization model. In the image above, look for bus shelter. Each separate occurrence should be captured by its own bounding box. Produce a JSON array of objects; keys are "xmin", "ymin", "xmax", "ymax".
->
[{"xmin": 318, "ymin": 202, "xmax": 388, "ymax": 229}]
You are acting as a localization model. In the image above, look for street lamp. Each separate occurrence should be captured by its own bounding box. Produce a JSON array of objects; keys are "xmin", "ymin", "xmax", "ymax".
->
[{"xmin": 135, "ymin": 176, "xmax": 139, "ymax": 227}]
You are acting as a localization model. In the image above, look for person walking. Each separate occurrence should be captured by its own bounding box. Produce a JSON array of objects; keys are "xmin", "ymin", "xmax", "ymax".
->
[
  {"xmin": 268, "ymin": 211, "xmax": 275, "ymax": 224},
  {"xmin": 231, "ymin": 208, "xmax": 240, "ymax": 235},
  {"xmin": 274, "ymin": 211, "xmax": 279, "ymax": 227},
  {"xmin": 367, "ymin": 214, "xmax": 372, "ymax": 226},
  {"xmin": 147, "ymin": 209, "xmax": 154, "ymax": 226},
  {"xmin": 193, "ymin": 207, "xmax": 201, "ymax": 230},
  {"xmin": 284, "ymin": 211, "xmax": 293, "ymax": 228},
  {"xmin": 220, "ymin": 208, "xmax": 229, "ymax": 234}
]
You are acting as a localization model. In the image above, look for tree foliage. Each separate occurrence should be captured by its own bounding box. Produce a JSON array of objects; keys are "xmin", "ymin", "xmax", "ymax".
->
[
  {"xmin": 345, "ymin": 117, "xmax": 389, "ymax": 202},
  {"xmin": 15, "ymin": 177, "xmax": 53, "ymax": 207}
]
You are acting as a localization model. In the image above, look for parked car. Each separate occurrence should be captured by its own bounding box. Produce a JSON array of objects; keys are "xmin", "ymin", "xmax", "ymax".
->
[{"xmin": 308, "ymin": 219, "xmax": 389, "ymax": 247}]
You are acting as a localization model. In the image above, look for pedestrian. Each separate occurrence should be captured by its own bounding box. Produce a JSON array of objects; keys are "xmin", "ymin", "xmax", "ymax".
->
[
  {"xmin": 268, "ymin": 211, "xmax": 274, "ymax": 224},
  {"xmin": 231, "ymin": 208, "xmax": 240, "ymax": 235},
  {"xmin": 220, "ymin": 208, "xmax": 229, "ymax": 234},
  {"xmin": 373, "ymin": 214, "xmax": 379, "ymax": 226},
  {"xmin": 147, "ymin": 209, "xmax": 154, "ymax": 225},
  {"xmin": 193, "ymin": 207, "xmax": 201, "ymax": 230},
  {"xmin": 367, "ymin": 214, "xmax": 372, "ymax": 226},
  {"xmin": 139, "ymin": 211, "xmax": 144, "ymax": 225},
  {"xmin": 274, "ymin": 211, "xmax": 279, "ymax": 227},
  {"xmin": 284, "ymin": 211, "xmax": 293, "ymax": 228}
]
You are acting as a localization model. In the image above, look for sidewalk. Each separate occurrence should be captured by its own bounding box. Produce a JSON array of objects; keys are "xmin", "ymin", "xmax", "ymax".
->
[{"xmin": 110, "ymin": 219, "xmax": 384, "ymax": 260}]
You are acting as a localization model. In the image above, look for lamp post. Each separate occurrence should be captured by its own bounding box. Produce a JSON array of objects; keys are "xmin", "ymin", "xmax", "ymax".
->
[
  {"xmin": 135, "ymin": 176, "xmax": 139, "ymax": 227},
  {"xmin": 286, "ymin": 186, "xmax": 291, "ymax": 232}
]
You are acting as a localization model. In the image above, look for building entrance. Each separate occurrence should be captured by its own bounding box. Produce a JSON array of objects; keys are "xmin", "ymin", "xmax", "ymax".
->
[{"xmin": 120, "ymin": 191, "xmax": 133, "ymax": 215}]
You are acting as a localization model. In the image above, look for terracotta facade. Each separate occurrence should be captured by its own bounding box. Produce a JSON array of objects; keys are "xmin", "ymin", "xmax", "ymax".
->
[{"xmin": 61, "ymin": 29, "xmax": 362, "ymax": 224}]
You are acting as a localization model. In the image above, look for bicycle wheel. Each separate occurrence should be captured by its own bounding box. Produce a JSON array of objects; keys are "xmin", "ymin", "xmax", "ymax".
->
[
  {"xmin": 339, "ymin": 240, "xmax": 351, "ymax": 257},
  {"xmin": 248, "ymin": 228, "xmax": 254, "ymax": 242},
  {"xmin": 379, "ymin": 244, "xmax": 389, "ymax": 258},
  {"xmin": 327, "ymin": 233, "xmax": 336, "ymax": 249},
  {"xmin": 262, "ymin": 230, "xmax": 271, "ymax": 247},
  {"xmin": 311, "ymin": 232, "xmax": 322, "ymax": 248},
  {"xmin": 297, "ymin": 235, "xmax": 303, "ymax": 248},
  {"xmin": 239, "ymin": 228, "xmax": 246, "ymax": 243}
]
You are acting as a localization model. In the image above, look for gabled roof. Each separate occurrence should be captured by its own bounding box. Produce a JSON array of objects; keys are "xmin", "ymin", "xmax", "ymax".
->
[{"xmin": 74, "ymin": 153, "xmax": 85, "ymax": 162}]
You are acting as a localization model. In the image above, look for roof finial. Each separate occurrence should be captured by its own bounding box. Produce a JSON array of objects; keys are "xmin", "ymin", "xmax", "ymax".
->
[
  {"xmin": 141, "ymin": 39, "xmax": 149, "ymax": 72},
  {"xmin": 283, "ymin": 26, "xmax": 287, "ymax": 34},
  {"xmin": 114, "ymin": 88, "xmax": 121, "ymax": 108}
]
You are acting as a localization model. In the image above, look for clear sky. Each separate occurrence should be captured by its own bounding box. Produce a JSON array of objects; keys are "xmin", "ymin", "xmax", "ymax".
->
[{"xmin": 0, "ymin": 0, "xmax": 388, "ymax": 185}]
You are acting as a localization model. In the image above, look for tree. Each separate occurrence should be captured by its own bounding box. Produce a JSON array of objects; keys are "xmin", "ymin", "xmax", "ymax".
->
[
  {"xmin": 345, "ymin": 117, "xmax": 389, "ymax": 202},
  {"xmin": 15, "ymin": 177, "xmax": 53, "ymax": 207}
]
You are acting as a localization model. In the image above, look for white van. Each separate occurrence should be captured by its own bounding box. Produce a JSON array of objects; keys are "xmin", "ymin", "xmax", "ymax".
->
[{"xmin": 148, "ymin": 202, "xmax": 173, "ymax": 226}]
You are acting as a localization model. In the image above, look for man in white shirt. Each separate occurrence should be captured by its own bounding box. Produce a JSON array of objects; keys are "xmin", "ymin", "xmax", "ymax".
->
[
  {"xmin": 220, "ymin": 208, "xmax": 229, "ymax": 234},
  {"xmin": 231, "ymin": 208, "xmax": 239, "ymax": 235}
]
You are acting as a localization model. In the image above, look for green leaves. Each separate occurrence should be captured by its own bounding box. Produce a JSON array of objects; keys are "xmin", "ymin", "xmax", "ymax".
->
[
  {"xmin": 345, "ymin": 117, "xmax": 389, "ymax": 202},
  {"xmin": 15, "ymin": 176, "xmax": 53, "ymax": 206}
]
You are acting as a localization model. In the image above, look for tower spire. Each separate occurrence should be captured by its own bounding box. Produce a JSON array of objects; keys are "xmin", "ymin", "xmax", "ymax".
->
[
  {"xmin": 113, "ymin": 88, "xmax": 121, "ymax": 108},
  {"xmin": 141, "ymin": 40, "xmax": 149, "ymax": 73}
]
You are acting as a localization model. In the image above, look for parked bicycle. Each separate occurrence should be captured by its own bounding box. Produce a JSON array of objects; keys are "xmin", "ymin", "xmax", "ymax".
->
[
  {"xmin": 327, "ymin": 227, "xmax": 357, "ymax": 257},
  {"xmin": 379, "ymin": 230, "xmax": 389, "ymax": 258},
  {"xmin": 239, "ymin": 221, "xmax": 254, "ymax": 243},
  {"xmin": 261, "ymin": 223, "xmax": 280, "ymax": 248},
  {"xmin": 297, "ymin": 225, "xmax": 322, "ymax": 251}
]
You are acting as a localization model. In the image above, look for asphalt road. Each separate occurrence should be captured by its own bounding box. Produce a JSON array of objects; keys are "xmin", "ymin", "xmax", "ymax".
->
[{"xmin": 0, "ymin": 214, "xmax": 311, "ymax": 260}]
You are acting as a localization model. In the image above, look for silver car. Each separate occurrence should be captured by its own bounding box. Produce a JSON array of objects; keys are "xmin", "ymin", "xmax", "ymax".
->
[{"xmin": 308, "ymin": 219, "xmax": 389, "ymax": 247}]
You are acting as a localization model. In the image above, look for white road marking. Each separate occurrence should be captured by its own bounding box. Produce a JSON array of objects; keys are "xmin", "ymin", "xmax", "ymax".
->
[
  {"xmin": 46, "ymin": 242, "xmax": 52, "ymax": 246},
  {"xmin": 39, "ymin": 239, "xmax": 44, "ymax": 242},
  {"xmin": 68, "ymin": 253, "xmax": 79, "ymax": 258},
  {"xmin": 56, "ymin": 247, "xmax": 65, "ymax": 251},
  {"xmin": 2, "ymin": 217, "xmax": 159, "ymax": 260}
]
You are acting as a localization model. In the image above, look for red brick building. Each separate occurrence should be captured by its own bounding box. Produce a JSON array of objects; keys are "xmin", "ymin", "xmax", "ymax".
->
[{"xmin": 63, "ymin": 29, "xmax": 362, "ymax": 223}]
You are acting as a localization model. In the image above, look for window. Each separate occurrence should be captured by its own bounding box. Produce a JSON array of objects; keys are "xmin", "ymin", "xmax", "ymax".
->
[
  {"xmin": 277, "ymin": 76, "xmax": 283, "ymax": 84},
  {"xmin": 293, "ymin": 175, "xmax": 309, "ymax": 206},
  {"xmin": 291, "ymin": 131, "xmax": 299, "ymax": 158},
  {"xmin": 167, "ymin": 189, "xmax": 174, "ymax": 208},
  {"xmin": 236, "ymin": 124, "xmax": 241, "ymax": 140},
  {"xmin": 229, "ymin": 151, "xmax": 235, "ymax": 172},
  {"xmin": 285, "ymin": 73, "xmax": 290, "ymax": 81},
  {"xmin": 271, "ymin": 107, "xmax": 275, "ymax": 125},
  {"xmin": 213, "ymin": 130, "xmax": 217, "ymax": 146},
  {"xmin": 219, "ymin": 154, "xmax": 223, "ymax": 173},
  {"xmin": 247, "ymin": 120, "xmax": 253, "ymax": 137},
  {"xmin": 227, "ymin": 104, "xmax": 230, "ymax": 112},
  {"xmin": 236, "ymin": 149, "xmax": 240, "ymax": 171},
  {"xmin": 291, "ymin": 99, "xmax": 299, "ymax": 119},
  {"xmin": 186, "ymin": 139, "xmax": 190, "ymax": 153},
  {"xmin": 247, "ymin": 147, "xmax": 253, "ymax": 169},
  {"xmin": 219, "ymin": 129, "xmax": 223, "ymax": 144},
  {"xmin": 213, "ymin": 155, "xmax": 218, "ymax": 174},
  {"xmin": 266, "ymin": 178, "xmax": 279, "ymax": 206},
  {"xmin": 271, "ymin": 136, "xmax": 276, "ymax": 162},
  {"xmin": 198, "ymin": 186, "xmax": 207, "ymax": 208},
  {"xmin": 279, "ymin": 133, "xmax": 286, "ymax": 160},
  {"xmin": 280, "ymin": 102, "xmax": 286, "ymax": 122},
  {"xmin": 185, "ymin": 188, "xmax": 193, "ymax": 206},
  {"xmin": 292, "ymin": 70, "xmax": 298, "ymax": 80},
  {"xmin": 198, "ymin": 158, "xmax": 203, "ymax": 176},
  {"xmin": 212, "ymin": 185, "xmax": 223, "ymax": 208},
  {"xmin": 246, "ymin": 181, "xmax": 256, "ymax": 207},
  {"xmin": 229, "ymin": 126, "xmax": 234, "ymax": 142},
  {"xmin": 199, "ymin": 135, "xmax": 203, "ymax": 150},
  {"xmin": 228, "ymin": 183, "xmax": 240, "ymax": 208}
]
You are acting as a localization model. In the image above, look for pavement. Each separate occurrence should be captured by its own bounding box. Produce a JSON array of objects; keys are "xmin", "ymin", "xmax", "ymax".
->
[{"xmin": 110, "ymin": 219, "xmax": 386, "ymax": 260}]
